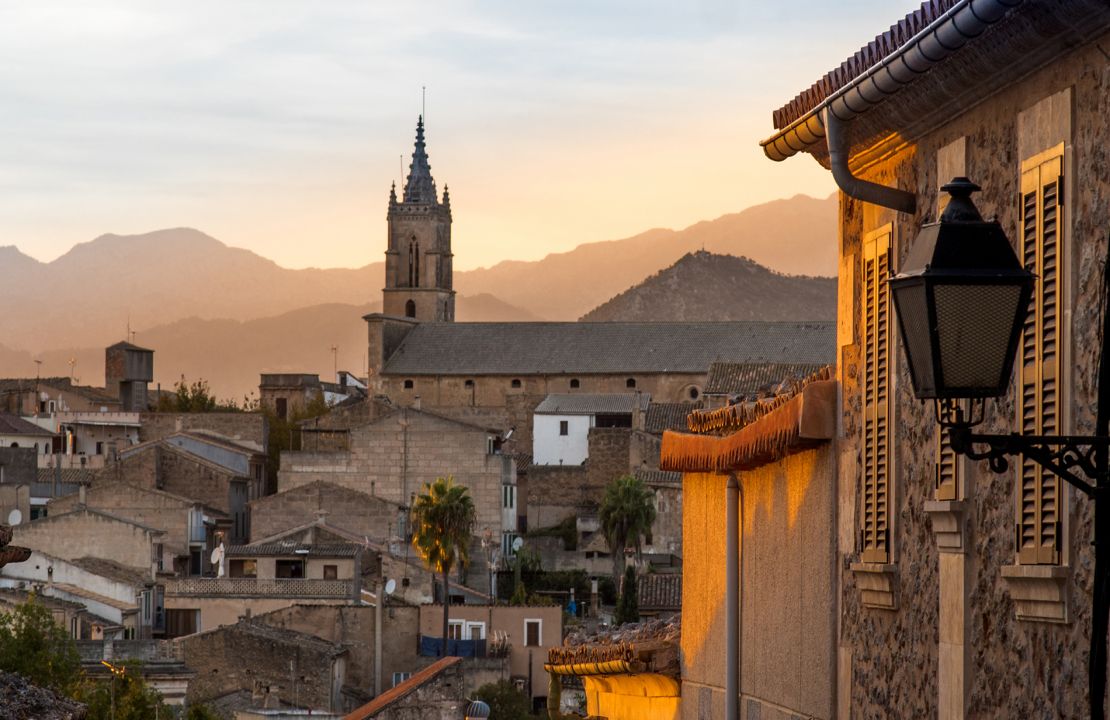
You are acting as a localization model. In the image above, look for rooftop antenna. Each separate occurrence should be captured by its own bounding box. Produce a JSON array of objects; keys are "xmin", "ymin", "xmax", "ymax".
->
[
  {"xmin": 330, "ymin": 345, "xmax": 338, "ymax": 381},
  {"xmin": 68, "ymin": 357, "xmax": 77, "ymax": 384},
  {"xmin": 422, "ymin": 85, "xmax": 426, "ymax": 122}
]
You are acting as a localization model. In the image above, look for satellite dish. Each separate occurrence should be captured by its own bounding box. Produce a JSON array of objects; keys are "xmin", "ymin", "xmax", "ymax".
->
[
  {"xmin": 512, "ymin": 537, "xmax": 524, "ymax": 552},
  {"xmin": 384, "ymin": 578, "xmax": 397, "ymax": 596},
  {"xmin": 7, "ymin": 509, "xmax": 21, "ymax": 526}
]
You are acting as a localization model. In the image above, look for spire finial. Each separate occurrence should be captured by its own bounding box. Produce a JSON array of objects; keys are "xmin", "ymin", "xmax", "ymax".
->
[{"xmin": 402, "ymin": 114, "xmax": 437, "ymax": 204}]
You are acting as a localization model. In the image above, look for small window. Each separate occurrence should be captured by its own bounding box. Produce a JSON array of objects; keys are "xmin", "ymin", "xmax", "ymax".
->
[
  {"xmin": 448, "ymin": 621, "xmax": 465, "ymax": 640},
  {"xmin": 275, "ymin": 398, "xmax": 288, "ymax": 420},
  {"xmin": 392, "ymin": 672, "xmax": 412, "ymax": 687},
  {"xmin": 559, "ymin": 420, "xmax": 568, "ymax": 436},
  {"xmin": 464, "ymin": 379, "xmax": 474, "ymax": 388},
  {"xmin": 403, "ymin": 379, "xmax": 414, "ymax": 390},
  {"xmin": 689, "ymin": 387, "xmax": 700, "ymax": 400},
  {"xmin": 275, "ymin": 559, "xmax": 305, "ymax": 578},
  {"xmin": 228, "ymin": 559, "xmax": 257, "ymax": 578},
  {"xmin": 569, "ymin": 379, "xmax": 580, "ymax": 389},
  {"xmin": 525, "ymin": 619, "xmax": 542, "ymax": 647},
  {"xmin": 405, "ymin": 299, "xmax": 416, "ymax": 318},
  {"xmin": 626, "ymin": 378, "xmax": 636, "ymax": 389},
  {"xmin": 511, "ymin": 379, "xmax": 522, "ymax": 389},
  {"xmin": 323, "ymin": 564, "xmax": 338, "ymax": 580}
]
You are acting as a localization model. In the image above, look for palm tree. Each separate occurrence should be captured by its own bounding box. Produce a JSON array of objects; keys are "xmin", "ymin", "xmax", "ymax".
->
[
  {"xmin": 598, "ymin": 473, "xmax": 657, "ymax": 584},
  {"xmin": 410, "ymin": 476, "xmax": 477, "ymax": 656}
]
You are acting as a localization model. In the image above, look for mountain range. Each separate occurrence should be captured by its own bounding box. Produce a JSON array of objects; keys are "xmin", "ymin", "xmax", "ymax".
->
[
  {"xmin": 0, "ymin": 193, "xmax": 837, "ymax": 398},
  {"xmin": 580, "ymin": 251, "xmax": 836, "ymax": 323}
]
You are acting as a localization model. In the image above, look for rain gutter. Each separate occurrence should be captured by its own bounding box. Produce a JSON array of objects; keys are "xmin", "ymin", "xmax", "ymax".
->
[{"xmin": 759, "ymin": 0, "xmax": 1023, "ymax": 212}]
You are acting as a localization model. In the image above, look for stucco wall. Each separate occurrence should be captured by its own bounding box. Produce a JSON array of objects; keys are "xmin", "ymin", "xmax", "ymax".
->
[
  {"xmin": 418, "ymin": 604, "xmax": 561, "ymax": 698},
  {"xmin": 680, "ymin": 444, "xmax": 836, "ymax": 720},
  {"xmin": 533, "ymin": 414, "xmax": 591, "ymax": 466}
]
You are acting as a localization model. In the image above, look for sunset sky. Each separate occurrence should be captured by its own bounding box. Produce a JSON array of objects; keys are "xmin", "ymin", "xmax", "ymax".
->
[{"xmin": 0, "ymin": 1, "xmax": 918, "ymax": 271}]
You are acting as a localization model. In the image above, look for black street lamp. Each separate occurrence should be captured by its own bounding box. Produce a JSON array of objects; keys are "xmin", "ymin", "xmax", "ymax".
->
[{"xmin": 891, "ymin": 177, "xmax": 1110, "ymax": 720}]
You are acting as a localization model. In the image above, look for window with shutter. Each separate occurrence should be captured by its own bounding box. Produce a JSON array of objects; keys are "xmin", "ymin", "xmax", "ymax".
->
[
  {"xmin": 861, "ymin": 226, "xmax": 893, "ymax": 563},
  {"xmin": 935, "ymin": 427, "xmax": 959, "ymax": 501},
  {"xmin": 1016, "ymin": 145, "xmax": 1064, "ymax": 565}
]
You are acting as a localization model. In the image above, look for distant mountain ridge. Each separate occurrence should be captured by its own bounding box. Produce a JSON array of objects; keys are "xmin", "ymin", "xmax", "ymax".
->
[
  {"xmin": 0, "ymin": 193, "xmax": 835, "ymax": 355},
  {"xmin": 580, "ymin": 251, "xmax": 836, "ymax": 323}
]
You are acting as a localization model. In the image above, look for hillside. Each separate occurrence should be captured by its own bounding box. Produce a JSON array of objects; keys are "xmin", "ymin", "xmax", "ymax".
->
[
  {"xmin": 455, "ymin": 193, "xmax": 837, "ymax": 320},
  {"xmin": 0, "ymin": 193, "xmax": 836, "ymax": 356},
  {"xmin": 580, "ymin": 251, "xmax": 836, "ymax": 323}
]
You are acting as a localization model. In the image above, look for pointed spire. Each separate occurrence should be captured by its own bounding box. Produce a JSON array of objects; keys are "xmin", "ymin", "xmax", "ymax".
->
[
  {"xmin": 389, "ymin": 181, "xmax": 397, "ymax": 205},
  {"xmin": 442, "ymin": 184, "xmax": 450, "ymax": 206},
  {"xmin": 402, "ymin": 115, "xmax": 438, "ymax": 204}
]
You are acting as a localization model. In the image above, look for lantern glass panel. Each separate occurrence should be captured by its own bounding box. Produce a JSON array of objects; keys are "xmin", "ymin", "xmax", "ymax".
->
[
  {"xmin": 933, "ymin": 281, "xmax": 1026, "ymax": 395},
  {"xmin": 890, "ymin": 280, "xmax": 936, "ymax": 395}
]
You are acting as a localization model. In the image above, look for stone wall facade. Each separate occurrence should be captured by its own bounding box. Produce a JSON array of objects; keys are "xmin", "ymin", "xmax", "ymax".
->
[
  {"xmin": 834, "ymin": 34, "xmax": 1110, "ymax": 718},
  {"xmin": 251, "ymin": 602, "xmax": 422, "ymax": 693},
  {"xmin": 13, "ymin": 507, "xmax": 158, "ymax": 573},
  {"xmin": 49, "ymin": 482, "xmax": 197, "ymax": 558},
  {"xmin": 180, "ymin": 621, "xmax": 346, "ymax": 711},
  {"xmin": 278, "ymin": 409, "xmax": 507, "ymax": 536},
  {"xmin": 365, "ymin": 658, "xmax": 468, "ymax": 720},
  {"xmin": 139, "ymin": 412, "xmax": 267, "ymax": 449},
  {"xmin": 249, "ymin": 481, "xmax": 400, "ymax": 542},
  {"xmin": 106, "ymin": 444, "xmax": 242, "ymax": 517}
]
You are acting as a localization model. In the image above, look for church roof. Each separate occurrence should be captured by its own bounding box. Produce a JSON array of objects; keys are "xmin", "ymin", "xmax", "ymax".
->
[
  {"xmin": 402, "ymin": 115, "xmax": 438, "ymax": 204},
  {"xmin": 381, "ymin": 321, "xmax": 835, "ymax": 376},
  {"xmin": 534, "ymin": 393, "xmax": 651, "ymax": 416}
]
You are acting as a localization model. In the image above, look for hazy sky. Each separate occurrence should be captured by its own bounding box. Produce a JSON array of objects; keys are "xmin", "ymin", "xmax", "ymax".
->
[{"xmin": 0, "ymin": 1, "xmax": 918, "ymax": 271}]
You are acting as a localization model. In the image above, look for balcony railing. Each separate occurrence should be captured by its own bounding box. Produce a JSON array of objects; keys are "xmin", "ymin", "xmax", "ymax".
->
[{"xmin": 164, "ymin": 577, "xmax": 355, "ymax": 599}]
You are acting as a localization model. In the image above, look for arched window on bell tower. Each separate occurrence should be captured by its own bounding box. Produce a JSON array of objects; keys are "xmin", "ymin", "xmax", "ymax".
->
[
  {"xmin": 408, "ymin": 238, "xmax": 420, "ymax": 287},
  {"xmin": 405, "ymin": 300, "xmax": 416, "ymax": 318}
]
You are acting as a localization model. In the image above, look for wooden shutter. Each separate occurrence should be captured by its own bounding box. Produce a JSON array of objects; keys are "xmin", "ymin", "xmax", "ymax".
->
[
  {"xmin": 935, "ymin": 427, "xmax": 959, "ymax": 501},
  {"xmin": 1016, "ymin": 147, "xmax": 1064, "ymax": 565},
  {"xmin": 861, "ymin": 228, "xmax": 892, "ymax": 563}
]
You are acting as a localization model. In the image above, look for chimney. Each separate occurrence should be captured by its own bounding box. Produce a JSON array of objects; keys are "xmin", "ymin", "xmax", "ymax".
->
[{"xmin": 78, "ymin": 483, "xmax": 87, "ymax": 507}]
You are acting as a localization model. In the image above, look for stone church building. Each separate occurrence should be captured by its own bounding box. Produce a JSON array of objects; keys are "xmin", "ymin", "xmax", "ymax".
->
[{"xmin": 364, "ymin": 117, "xmax": 836, "ymax": 433}]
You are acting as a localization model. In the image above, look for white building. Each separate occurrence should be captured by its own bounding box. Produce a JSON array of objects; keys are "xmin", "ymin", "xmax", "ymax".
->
[{"xmin": 531, "ymin": 393, "xmax": 649, "ymax": 466}]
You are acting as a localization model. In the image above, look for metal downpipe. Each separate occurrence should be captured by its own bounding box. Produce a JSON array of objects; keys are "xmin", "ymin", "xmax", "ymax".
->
[
  {"xmin": 726, "ymin": 474, "xmax": 740, "ymax": 720},
  {"xmin": 823, "ymin": 109, "xmax": 917, "ymax": 215}
]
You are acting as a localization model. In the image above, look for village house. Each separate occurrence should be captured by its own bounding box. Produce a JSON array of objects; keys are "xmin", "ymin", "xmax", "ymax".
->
[
  {"xmin": 342, "ymin": 656, "xmax": 469, "ymax": 720},
  {"xmin": 110, "ymin": 429, "xmax": 266, "ymax": 544},
  {"xmin": 417, "ymin": 603, "xmax": 563, "ymax": 709},
  {"xmin": 655, "ymin": 2, "xmax": 1110, "ymax": 719}
]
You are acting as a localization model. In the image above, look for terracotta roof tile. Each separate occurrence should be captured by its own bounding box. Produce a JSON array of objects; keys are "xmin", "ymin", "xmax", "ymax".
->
[{"xmin": 343, "ymin": 656, "xmax": 462, "ymax": 719}]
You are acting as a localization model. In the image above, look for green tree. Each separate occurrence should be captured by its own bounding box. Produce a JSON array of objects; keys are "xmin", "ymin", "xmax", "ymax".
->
[
  {"xmin": 0, "ymin": 593, "xmax": 81, "ymax": 692},
  {"xmin": 474, "ymin": 679, "xmax": 532, "ymax": 720},
  {"xmin": 614, "ymin": 565, "xmax": 640, "ymax": 625},
  {"xmin": 73, "ymin": 662, "xmax": 172, "ymax": 720},
  {"xmin": 598, "ymin": 474, "xmax": 657, "ymax": 584},
  {"xmin": 185, "ymin": 705, "xmax": 222, "ymax": 720},
  {"xmin": 156, "ymin": 376, "xmax": 243, "ymax": 413},
  {"xmin": 410, "ymin": 476, "xmax": 476, "ymax": 657}
]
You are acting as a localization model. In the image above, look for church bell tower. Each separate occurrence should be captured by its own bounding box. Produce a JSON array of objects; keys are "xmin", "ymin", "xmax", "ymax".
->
[{"xmin": 382, "ymin": 116, "xmax": 455, "ymax": 322}]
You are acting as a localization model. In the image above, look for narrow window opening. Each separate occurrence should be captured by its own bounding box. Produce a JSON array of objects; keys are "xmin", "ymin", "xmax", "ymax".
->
[
  {"xmin": 569, "ymin": 379, "xmax": 580, "ymax": 389},
  {"xmin": 511, "ymin": 379, "xmax": 522, "ymax": 389},
  {"xmin": 626, "ymin": 378, "xmax": 637, "ymax": 389},
  {"xmin": 403, "ymin": 379, "xmax": 414, "ymax": 390},
  {"xmin": 405, "ymin": 299, "xmax": 416, "ymax": 318}
]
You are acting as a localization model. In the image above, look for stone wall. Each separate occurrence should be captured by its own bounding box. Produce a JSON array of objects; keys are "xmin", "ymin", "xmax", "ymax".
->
[
  {"xmin": 379, "ymin": 371, "xmax": 706, "ymax": 413},
  {"xmin": 249, "ymin": 481, "xmax": 400, "ymax": 542},
  {"xmin": 139, "ymin": 412, "xmax": 267, "ymax": 449},
  {"xmin": 49, "ymin": 482, "xmax": 192, "ymax": 557},
  {"xmin": 251, "ymin": 602, "xmax": 422, "ymax": 693},
  {"xmin": 0, "ymin": 447, "xmax": 37, "ymax": 485},
  {"xmin": 648, "ymin": 483, "xmax": 682, "ymax": 557},
  {"xmin": 278, "ymin": 409, "xmax": 504, "ymax": 536},
  {"xmin": 107, "ymin": 444, "xmax": 237, "ymax": 514},
  {"xmin": 13, "ymin": 507, "xmax": 156, "ymax": 571},
  {"xmin": 180, "ymin": 621, "xmax": 345, "ymax": 711},
  {"xmin": 836, "ymin": 37, "xmax": 1110, "ymax": 718}
]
